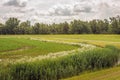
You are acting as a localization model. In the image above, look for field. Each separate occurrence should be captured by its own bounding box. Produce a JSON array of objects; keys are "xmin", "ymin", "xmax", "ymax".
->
[
  {"xmin": 0, "ymin": 38, "xmax": 79, "ymax": 59},
  {"xmin": 64, "ymin": 66, "xmax": 120, "ymax": 80},
  {"xmin": 1, "ymin": 34, "xmax": 119, "ymax": 47},
  {"xmin": 0, "ymin": 34, "xmax": 120, "ymax": 80}
]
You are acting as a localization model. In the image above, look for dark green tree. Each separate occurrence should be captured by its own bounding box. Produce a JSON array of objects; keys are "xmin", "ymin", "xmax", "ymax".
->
[
  {"xmin": 5, "ymin": 18, "xmax": 20, "ymax": 34},
  {"xmin": 110, "ymin": 16, "xmax": 120, "ymax": 34}
]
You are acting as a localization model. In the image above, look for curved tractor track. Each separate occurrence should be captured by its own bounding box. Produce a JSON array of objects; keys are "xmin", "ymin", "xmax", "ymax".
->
[
  {"xmin": 0, "ymin": 37, "xmax": 96, "ymax": 64},
  {"xmin": 16, "ymin": 38, "xmax": 96, "ymax": 63}
]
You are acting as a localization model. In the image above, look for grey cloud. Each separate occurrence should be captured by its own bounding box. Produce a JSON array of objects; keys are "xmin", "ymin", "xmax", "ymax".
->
[
  {"xmin": 73, "ymin": 1, "xmax": 95, "ymax": 13},
  {"xmin": 48, "ymin": 2, "xmax": 94, "ymax": 16},
  {"xmin": 15, "ymin": 7, "xmax": 35, "ymax": 13},
  {"xmin": 49, "ymin": 5, "xmax": 73, "ymax": 16},
  {"xmin": 3, "ymin": 0, "xmax": 28, "ymax": 7},
  {"xmin": 73, "ymin": 4, "xmax": 92, "ymax": 13},
  {"xmin": 0, "ymin": 0, "xmax": 120, "ymax": 24}
]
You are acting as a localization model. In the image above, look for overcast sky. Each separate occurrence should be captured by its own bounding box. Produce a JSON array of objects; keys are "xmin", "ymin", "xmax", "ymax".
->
[{"xmin": 0, "ymin": 0, "xmax": 120, "ymax": 24}]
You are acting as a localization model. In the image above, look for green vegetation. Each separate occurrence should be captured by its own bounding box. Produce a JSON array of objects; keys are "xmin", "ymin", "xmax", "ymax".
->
[
  {"xmin": 0, "ymin": 16, "xmax": 120, "ymax": 34},
  {"xmin": 0, "ymin": 35, "xmax": 120, "ymax": 80},
  {"xmin": 0, "ymin": 38, "xmax": 24, "ymax": 52},
  {"xmin": 7, "ymin": 34, "xmax": 118, "ymax": 48},
  {"xmin": 64, "ymin": 66, "xmax": 120, "ymax": 80},
  {"xmin": 0, "ymin": 45, "xmax": 119, "ymax": 80},
  {"xmin": 0, "ymin": 38, "xmax": 79, "ymax": 59},
  {"xmin": 34, "ymin": 34, "xmax": 120, "ymax": 48},
  {"xmin": 1, "ymin": 34, "xmax": 120, "ymax": 48}
]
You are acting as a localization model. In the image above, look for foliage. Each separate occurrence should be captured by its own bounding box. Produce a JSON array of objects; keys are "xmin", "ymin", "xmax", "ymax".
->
[
  {"xmin": 1, "ymin": 46, "xmax": 119, "ymax": 80},
  {"xmin": 0, "ymin": 38, "xmax": 79, "ymax": 59},
  {"xmin": 0, "ymin": 16, "xmax": 120, "ymax": 34}
]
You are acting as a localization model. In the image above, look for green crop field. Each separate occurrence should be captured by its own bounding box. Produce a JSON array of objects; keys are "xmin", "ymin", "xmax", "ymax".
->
[
  {"xmin": 1, "ymin": 34, "xmax": 120, "ymax": 47},
  {"xmin": 0, "ymin": 37, "xmax": 79, "ymax": 59},
  {"xmin": 0, "ymin": 34, "xmax": 120, "ymax": 80}
]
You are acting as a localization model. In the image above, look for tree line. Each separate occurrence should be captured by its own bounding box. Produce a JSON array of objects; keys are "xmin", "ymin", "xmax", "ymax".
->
[{"xmin": 0, "ymin": 16, "xmax": 120, "ymax": 34}]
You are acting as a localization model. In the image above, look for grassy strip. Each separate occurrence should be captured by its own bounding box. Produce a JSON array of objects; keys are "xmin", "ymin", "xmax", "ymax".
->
[
  {"xmin": 0, "ymin": 45, "xmax": 119, "ymax": 80},
  {"xmin": 64, "ymin": 66, "xmax": 120, "ymax": 80}
]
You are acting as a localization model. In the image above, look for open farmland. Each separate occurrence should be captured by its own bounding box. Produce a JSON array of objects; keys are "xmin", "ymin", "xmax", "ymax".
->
[
  {"xmin": 0, "ymin": 37, "xmax": 81, "ymax": 61},
  {"xmin": 30, "ymin": 34, "xmax": 120, "ymax": 48},
  {"xmin": 1, "ymin": 34, "xmax": 120, "ymax": 47},
  {"xmin": 0, "ymin": 34, "xmax": 120, "ymax": 80},
  {"xmin": 0, "ymin": 0, "xmax": 120, "ymax": 79}
]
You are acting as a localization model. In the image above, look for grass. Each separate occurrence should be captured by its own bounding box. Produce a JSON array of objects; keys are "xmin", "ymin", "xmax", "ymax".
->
[
  {"xmin": 0, "ymin": 38, "xmax": 25, "ymax": 52},
  {"xmin": 0, "ymin": 36, "xmax": 80, "ymax": 80},
  {"xmin": 34, "ymin": 34, "xmax": 120, "ymax": 48},
  {"xmin": 1, "ymin": 45, "xmax": 119, "ymax": 80},
  {"xmin": 0, "ymin": 34, "xmax": 120, "ymax": 80},
  {"xmin": 0, "ymin": 38, "xmax": 79, "ymax": 59},
  {"xmin": 64, "ymin": 66, "xmax": 120, "ymax": 80},
  {"xmin": 1, "ymin": 34, "xmax": 119, "ymax": 47}
]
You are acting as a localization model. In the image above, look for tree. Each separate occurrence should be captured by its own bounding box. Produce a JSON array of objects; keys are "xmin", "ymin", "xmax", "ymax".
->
[
  {"xmin": 81, "ymin": 22, "xmax": 92, "ymax": 34},
  {"xmin": 0, "ymin": 23, "xmax": 4, "ymax": 34},
  {"xmin": 89, "ymin": 20, "xmax": 101, "ymax": 34},
  {"xmin": 5, "ymin": 18, "xmax": 20, "ymax": 34},
  {"xmin": 0, "ymin": 16, "xmax": 120, "ymax": 34},
  {"xmin": 103, "ymin": 19, "xmax": 109, "ymax": 33},
  {"xmin": 70, "ymin": 20, "xmax": 91, "ymax": 34},
  {"xmin": 110, "ymin": 16, "xmax": 120, "ymax": 34},
  {"xmin": 33, "ymin": 23, "xmax": 41, "ymax": 34},
  {"xmin": 70, "ymin": 20, "xmax": 80, "ymax": 34},
  {"xmin": 14, "ymin": 20, "xmax": 32, "ymax": 34},
  {"xmin": 62, "ymin": 22, "xmax": 69, "ymax": 34}
]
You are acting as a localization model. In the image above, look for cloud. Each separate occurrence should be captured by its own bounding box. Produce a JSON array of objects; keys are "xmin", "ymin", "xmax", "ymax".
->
[
  {"xmin": 95, "ymin": 2, "xmax": 120, "ymax": 19},
  {"xmin": 0, "ymin": 0, "xmax": 120, "ymax": 24},
  {"xmin": 48, "ymin": 1, "xmax": 94, "ymax": 16},
  {"xmin": 73, "ymin": 3, "xmax": 93, "ymax": 13},
  {"xmin": 3, "ymin": 0, "xmax": 28, "ymax": 7},
  {"xmin": 49, "ymin": 4, "xmax": 73, "ymax": 16}
]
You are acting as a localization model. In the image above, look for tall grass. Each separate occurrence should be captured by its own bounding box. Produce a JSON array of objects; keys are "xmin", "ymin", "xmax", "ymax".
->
[{"xmin": 0, "ymin": 45, "xmax": 120, "ymax": 80}]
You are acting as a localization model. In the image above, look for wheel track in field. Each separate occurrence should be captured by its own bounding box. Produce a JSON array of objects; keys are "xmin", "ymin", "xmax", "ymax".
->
[
  {"xmin": 14, "ymin": 38, "xmax": 96, "ymax": 63},
  {"xmin": 0, "ymin": 37, "xmax": 96, "ymax": 63},
  {"xmin": 30, "ymin": 37, "xmax": 96, "ymax": 47},
  {"xmin": 53, "ymin": 37, "xmax": 120, "ymax": 43},
  {"xmin": 0, "ymin": 46, "xmax": 31, "ymax": 53}
]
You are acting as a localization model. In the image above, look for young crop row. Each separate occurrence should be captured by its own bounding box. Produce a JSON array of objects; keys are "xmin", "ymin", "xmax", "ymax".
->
[{"xmin": 0, "ymin": 45, "xmax": 120, "ymax": 80}]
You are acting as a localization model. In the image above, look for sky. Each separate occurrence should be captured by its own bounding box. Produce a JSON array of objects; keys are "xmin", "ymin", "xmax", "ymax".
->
[{"xmin": 0, "ymin": 0, "xmax": 120, "ymax": 24}]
